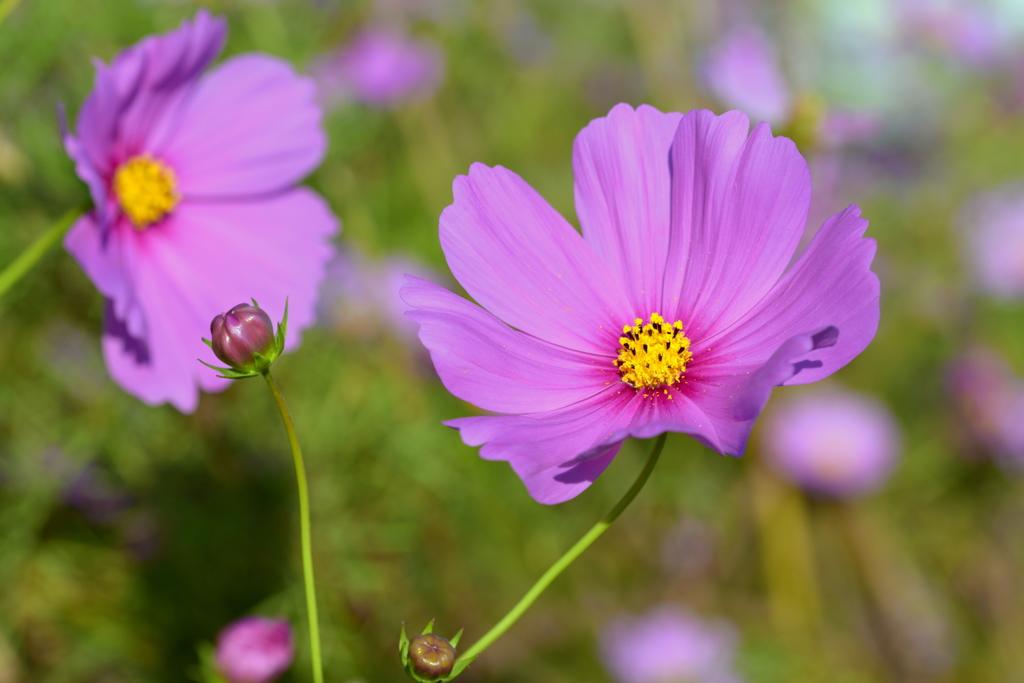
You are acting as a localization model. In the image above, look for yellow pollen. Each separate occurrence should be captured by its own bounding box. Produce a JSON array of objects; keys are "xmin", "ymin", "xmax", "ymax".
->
[
  {"xmin": 113, "ymin": 154, "xmax": 180, "ymax": 228},
  {"xmin": 613, "ymin": 313, "xmax": 693, "ymax": 389}
]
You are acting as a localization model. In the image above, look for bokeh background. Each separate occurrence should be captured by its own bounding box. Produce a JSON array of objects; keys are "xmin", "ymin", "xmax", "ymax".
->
[{"xmin": 5, "ymin": 0, "xmax": 1024, "ymax": 681}]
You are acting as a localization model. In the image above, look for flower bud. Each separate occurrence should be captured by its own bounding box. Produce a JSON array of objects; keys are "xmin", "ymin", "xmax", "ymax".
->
[
  {"xmin": 215, "ymin": 616, "xmax": 293, "ymax": 683},
  {"xmin": 408, "ymin": 633, "xmax": 456, "ymax": 680},
  {"xmin": 210, "ymin": 303, "xmax": 276, "ymax": 373},
  {"xmin": 399, "ymin": 621, "xmax": 468, "ymax": 682}
]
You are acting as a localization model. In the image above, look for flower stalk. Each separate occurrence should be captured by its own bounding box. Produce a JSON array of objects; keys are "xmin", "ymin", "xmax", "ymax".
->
[
  {"xmin": 264, "ymin": 371, "xmax": 324, "ymax": 683},
  {"xmin": 454, "ymin": 433, "xmax": 668, "ymax": 666},
  {"xmin": 0, "ymin": 206, "xmax": 82, "ymax": 303},
  {"xmin": 202, "ymin": 301, "xmax": 322, "ymax": 683}
]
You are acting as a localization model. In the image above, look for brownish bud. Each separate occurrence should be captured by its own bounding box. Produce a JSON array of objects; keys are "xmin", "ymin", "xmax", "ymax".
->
[{"xmin": 408, "ymin": 633, "xmax": 456, "ymax": 680}]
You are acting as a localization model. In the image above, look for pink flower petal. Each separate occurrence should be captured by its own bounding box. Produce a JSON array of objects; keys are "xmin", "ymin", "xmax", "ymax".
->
[
  {"xmin": 446, "ymin": 388, "xmax": 635, "ymax": 503},
  {"xmin": 75, "ymin": 190, "xmax": 336, "ymax": 411},
  {"xmin": 65, "ymin": 10, "xmax": 227, "ymax": 228},
  {"xmin": 701, "ymin": 204, "xmax": 879, "ymax": 386},
  {"xmin": 162, "ymin": 54, "xmax": 325, "ymax": 198},
  {"xmin": 447, "ymin": 383, "xmax": 724, "ymax": 504},
  {"xmin": 402, "ymin": 276, "xmax": 615, "ymax": 414},
  {"xmin": 664, "ymin": 110, "xmax": 811, "ymax": 340},
  {"xmin": 685, "ymin": 326, "xmax": 839, "ymax": 455},
  {"xmin": 149, "ymin": 190, "xmax": 337, "ymax": 365},
  {"xmin": 573, "ymin": 103, "xmax": 682, "ymax": 315},
  {"xmin": 65, "ymin": 212, "xmax": 135, "ymax": 319},
  {"xmin": 440, "ymin": 162, "xmax": 631, "ymax": 354},
  {"xmin": 113, "ymin": 9, "xmax": 228, "ymax": 157}
]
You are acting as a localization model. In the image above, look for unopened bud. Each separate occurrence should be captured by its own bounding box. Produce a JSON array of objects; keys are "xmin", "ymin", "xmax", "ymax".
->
[
  {"xmin": 408, "ymin": 633, "xmax": 456, "ymax": 680},
  {"xmin": 210, "ymin": 303, "xmax": 276, "ymax": 372}
]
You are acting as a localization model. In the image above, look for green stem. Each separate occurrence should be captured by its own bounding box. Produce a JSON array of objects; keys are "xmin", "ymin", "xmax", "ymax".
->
[
  {"xmin": 0, "ymin": 207, "xmax": 82, "ymax": 303},
  {"xmin": 264, "ymin": 372, "xmax": 324, "ymax": 683},
  {"xmin": 456, "ymin": 433, "xmax": 668, "ymax": 664},
  {"xmin": 0, "ymin": 0, "xmax": 24, "ymax": 27}
]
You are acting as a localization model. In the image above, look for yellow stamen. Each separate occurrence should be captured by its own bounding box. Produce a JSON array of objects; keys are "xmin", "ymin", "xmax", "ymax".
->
[
  {"xmin": 614, "ymin": 313, "xmax": 693, "ymax": 389},
  {"xmin": 113, "ymin": 154, "xmax": 180, "ymax": 229}
]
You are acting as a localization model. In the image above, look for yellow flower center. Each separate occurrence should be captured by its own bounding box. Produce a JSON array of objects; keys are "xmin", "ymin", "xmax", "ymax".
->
[
  {"xmin": 113, "ymin": 154, "xmax": 180, "ymax": 229},
  {"xmin": 614, "ymin": 313, "xmax": 693, "ymax": 389}
]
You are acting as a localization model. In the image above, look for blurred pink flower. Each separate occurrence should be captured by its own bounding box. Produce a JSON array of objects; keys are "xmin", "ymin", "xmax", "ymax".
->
[
  {"xmin": 318, "ymin": 245, "xmax": 446, "ymax": 343},
  {"xmin": 960, "ymin": 184, "xmax": 1024, "ymax": 299},
  {"xmin": 310, "ymin": 28, "xmax": 444, "ymax": 109},
  {"xmin": 215, "ymin": 616, "xmax": 293, "ymax": 683},
  {"xmin": 404, "ymin": 104, "xmax": 879, "ymax": 504},
  {"xmin": 898, "ymin": 0, "xmax": 1006, "ymax": 66},
  {"xmin": 62, "ymin": 10, "xmax": 338, "ymax": 412},
  {"xmin": 947, "ymin": 346, "xmax": 1024, "ymax": 468},
  {"xmin": 762, "ymin": 386, "xmax": 901, "ymax": 498},
  {"xmin": 600, "ymin": 606, "xmax": 743, "ymax": 683},
  {"xmin": 817, "ymin": 110, "xmax": 884, "ymax": 149},
  {"xmin": 700, "ymin": 26, "xmax": 791, "ymax": 126}
]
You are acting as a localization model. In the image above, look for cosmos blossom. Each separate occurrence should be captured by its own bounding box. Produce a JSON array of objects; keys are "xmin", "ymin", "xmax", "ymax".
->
[
  {"xmin": 317, "ymin": 245, "xmax": 445, "ymax": 344},
  {"xmin": 600, "ymin": 606, "xmax": 743, "ymax": 683},
  {"xmin": 761, "ymin": 386, "xmax": 900, "ymax": 498},
  {"xmin": 403, "ymin": 104, "xmax": 879, "ymax": 504},
  {"xmin": 947, "ymin": 346, "xmax": 1024, "ymax": 469},
  {"xmin": 215, "ymin": 616, "xmax": 293, "ymax": 683},
  {"xmin": 309, "ymin": 28, "xmax": 444, "ymax": 110},
  {"xmin": 960, "ymin": 183, "xmax": 1024, "ymax": 299},
  {"xmin": 62, "ymin": 10, "xmax": 338, "ymax": 412},
  {"xmin": 700, "ymin": 26, "xmax": 791, "ymax": 126}
]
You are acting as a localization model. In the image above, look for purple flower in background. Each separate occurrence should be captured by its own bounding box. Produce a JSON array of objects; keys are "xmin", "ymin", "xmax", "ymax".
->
[
  {"xmin": 947, "ymin": 346, "xmax": 1024, "ymax": 468},
  {"xmin": 61, "ymin": 461, "xmax": 135, "ymax": 524},
  {"xmin": 601, "ymin": 606, "xmax": 743, "ymax": 683},
  {"xmin": 700, "ymin": 26, "xmax": 791, "ymax": 126},
  {"xmin": 762, "ymin": 386, "xmax": 900, "ymax": 498},
  {"xmin": 817, "ymin": 110, "xmax": 884, "ymax": 149},
  {"xmin": 62, "ymin": 10, "xmax": 338, "ymax": 412},
  {"xmin": 310, "ymin": 28, "xmax": 443, "ymax": 110},
  {"xmin": 318, "ymin": 245, "xmax": 444, "ymax": 343},
  {"xmin": 960, "ymin": 184, "xmax": 1024, "ymax": 299},
  {"xmin": 215, "ymin": 616, "xmax": 293, "ymax": 683},
  {"xmin": 403, "ymin": 104, "xmax": 880, "ymax": 504},
  {"xmin": 898, "ymin": 0, "xmax": 1006, "ymax": 66}
]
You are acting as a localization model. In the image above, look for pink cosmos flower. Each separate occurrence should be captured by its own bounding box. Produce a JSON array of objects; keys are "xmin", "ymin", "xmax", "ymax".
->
[
  {"xmin": 761, "ymin": 386, "xmax": 900, "ymax": 498},
  {"xmin": 947, "ymin": 346, "xmax": 1024, "ymax": 468},
  {"xmin": 403, "ymin": 104, "xmax": 880, "ymax": 504},
  {"xmin": 600, "ymin": 606, "xmax": 743, "ymax": 683},
  {"xmin": 215, "ymin": 616, "xmax": 293, "ymax": 683},
  {"xmin": 318, "ymin": 245, "xmax": 444, "ymax": 343},
  {"xmin": 62, "ymin": 10, "xmax": 338, "ymax": 412},
  {"xmin": 700, "ymin": 26, "xmax": 791, "ymax": 126},
  {"xmin": 960, "ymin": 184, "xmax": 1024, "ymax": 299},
  {"xmin": 310, "ymin": 28, "xmax": 444, "ymax": 110},
  {"xmin": 898, "ymin": 0, "xmax": 1006, "ymax": 67}
]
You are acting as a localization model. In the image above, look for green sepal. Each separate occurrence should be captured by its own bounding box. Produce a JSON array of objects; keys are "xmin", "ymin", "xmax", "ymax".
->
[
  {"xmin": 202, "ymin": 337, "xmax": 213, "ymax": 349},
  {"xmin": 190, "ymin": 641, "xmax": 230, "ymax": 683},
  {"xmin": 449, "ymin": 655, "xmax": 477, "ymax": 680},
  {"xmin": 274, "ymin": 297, "xmax": 290, "ymax": 356},
  {"xmin": 398, "ymin": 620, "xmax": 470, "ymax": 682},
  {"xmin": 399, "ymin": 623, "xmax": 411, "ymax": 668},
  {"xmin": 198, "ymin": 359, "xmax": 261, "ymax": 380}
]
